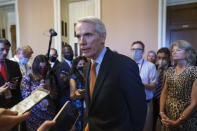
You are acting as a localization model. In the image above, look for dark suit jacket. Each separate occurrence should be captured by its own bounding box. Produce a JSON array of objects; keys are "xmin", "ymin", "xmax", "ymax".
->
[
  {"xmin": 84, "ymin": 48, "xmax": 147, "ymax": 131},
  {"xmin": 56, "ymin": 60, "xmax": 71, "ymax": 107},
  {"xmin": 0, "ymin": 59, "xmax": 22, "ymax": 108},
  {"xmin": 51, "ymin": 60, "xmax": 60, "ymax": 74}
]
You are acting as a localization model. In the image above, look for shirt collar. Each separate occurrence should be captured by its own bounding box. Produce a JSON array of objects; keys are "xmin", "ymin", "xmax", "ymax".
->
[
  {"xmin": 64, "ymin": 59, "xmax": 72, "ymax": 67},
  {"xmin": 14, "ymin": 55, "xmax": 19, "ymax": 63},
  {"xmin": 91, "ymin": 47, "xmax": 107, "ymax": 65},
  {"xmin": 137, "ymin": 58, "xmax": 144, "ymax": 65}
]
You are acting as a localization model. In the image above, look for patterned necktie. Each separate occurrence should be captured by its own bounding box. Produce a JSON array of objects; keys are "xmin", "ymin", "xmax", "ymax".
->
[
  {"xmin": 0, "ymin": 61, "xmax": 7, "ymax": 82},
  {"xmin": 154, "ymin": 69, "xmax": 164, "ymax": 99},
  {"xmin": 90, "ymin": 61, "xmax": 97, "ymax": 100},
  {"xmin": 85, "ymin": 62, "xmax": 97, "ymax": 131}
]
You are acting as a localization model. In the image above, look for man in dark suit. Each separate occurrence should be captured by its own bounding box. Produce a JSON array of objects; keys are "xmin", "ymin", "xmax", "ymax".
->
[
  {"xmin": 49, "ymin": 48, "xmax": 60, "ymax": 74},
  {"xmin": 0, "ymin": 39, "xmax": 22, "ymax": 108},
  {"xmin": 56, "ymin": 44, "xmax": 74, "ymax": 107},
  {"xmin": 75, "ymin": 17, "xmax": 147, "ymax": 131}
]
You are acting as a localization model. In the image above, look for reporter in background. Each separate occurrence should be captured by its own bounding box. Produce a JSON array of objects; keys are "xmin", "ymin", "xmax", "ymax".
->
[
  {"xmin": 153, "ymin": 47, "xmax": 171, "ymax": 131},
  {"xmin": 147, "ymin": 50, "xmax": 157, "ymax": 64},
  {"xmin": 70, "ymin": 56, "xmax": 88, "ymax": 131},
  {"xmin": 160, "ymin": 40, "xmax": 197, "ymax": 130},
  {"xmin": 11, "ymin": 45, "xmax": 33, "ymax": 76},
  {"xmin": 0, "ymin": 39, "xmax": 22, "ymax": 109},
  {"xmin": 57, "ymin": 44, "xmax": 74, "ymax": 108},
  {"xmin": 49, "ymin": 48, "xmax": 60, "ymax": 74},
  {"xmin": 20, "ymin": 55, "xmax": 58, "ymax": 131}
]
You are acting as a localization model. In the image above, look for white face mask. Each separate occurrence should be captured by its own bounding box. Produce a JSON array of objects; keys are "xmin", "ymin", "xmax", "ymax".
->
[
  {"xmin": 131, "ymin": 50, "xmax": 143, "ymax": 61},
  {"xmin": 156, "ymin": 59, "xmax": 168, "ymax": 69}
]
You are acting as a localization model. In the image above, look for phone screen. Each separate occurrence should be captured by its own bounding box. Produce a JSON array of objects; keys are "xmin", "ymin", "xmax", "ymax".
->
[
  {"xmin": 50, "ymin": 101, "xmax": 79, "ymax": 131},
  {"xmin": 10, "ymin": 88, "xmax": 50, "ymax": 115}
]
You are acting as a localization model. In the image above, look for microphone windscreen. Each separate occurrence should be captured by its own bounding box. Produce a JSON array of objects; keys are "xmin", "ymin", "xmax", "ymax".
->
[{"xmin": 49, "ymin": 29, "xmax": 57, "ymax": 36}]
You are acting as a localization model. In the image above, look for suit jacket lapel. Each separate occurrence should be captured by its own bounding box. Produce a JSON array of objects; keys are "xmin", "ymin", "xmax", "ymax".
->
[
  {"xmin": 89, "ymin": 48, "xmax": 113, "ymax": 109},
  {"xmin": 4, "ymin": 59, "xmax": 10, "ymax": 81},
  {"xmin": 63, "ymin": 60, "xmax": 71, "ymax": 70},
  {"xmin": 0, "ymin": 73, "xmax": 5, "ymax": 85},
  {"xmin": 84, "ymin": 62, "xmax": 91, "ymax": 110}
]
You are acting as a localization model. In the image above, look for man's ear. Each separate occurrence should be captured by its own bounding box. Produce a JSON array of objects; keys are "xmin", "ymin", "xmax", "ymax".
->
[{"xmin": 100, "ymin": 32, "xmax": 106, "ymax": 43}]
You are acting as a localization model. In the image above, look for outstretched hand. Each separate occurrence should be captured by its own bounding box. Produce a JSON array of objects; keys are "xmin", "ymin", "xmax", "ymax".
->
[
  {"xmin": 0, "ymin": 83, "xmax": 9, "ymax": 94},
  {"xmin": 0, "ymin": 108, "xmax": 30, "ymax": 131},
  {"xmin": 37, "ymin": 120, "xmax": 56, "ymax": 131}
]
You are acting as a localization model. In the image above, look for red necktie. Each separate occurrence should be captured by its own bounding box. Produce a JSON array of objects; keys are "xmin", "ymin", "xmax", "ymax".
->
[
  {"xmin": 85, "ymin": 62, "xmax": 97, "ymax": 131},
  {"xmin": 0, "ymin": 61, "xmax": 7, "ymax": 82}
]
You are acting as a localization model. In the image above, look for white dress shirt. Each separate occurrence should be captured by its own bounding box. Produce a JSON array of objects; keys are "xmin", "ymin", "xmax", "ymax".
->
[
  {"xmin": 91, "ymin": 47, "xmax": 107, "ymax": 76},
  {"xmin": 64, "ymin": 59, "xmax": 72, "ymax": 68},
  {"xmin": 137, "ymin": 58, "xmax": 158, "ymax": 100}
]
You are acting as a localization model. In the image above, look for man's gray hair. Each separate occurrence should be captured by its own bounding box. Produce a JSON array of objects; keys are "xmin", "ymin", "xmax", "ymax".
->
[
  {"xmin": 77, "ymin": 16, "xmax": 106, "ymax": 36},
  {"xmin": 16, "ymin": 45, "xmax": 33, "ymax": 55}
]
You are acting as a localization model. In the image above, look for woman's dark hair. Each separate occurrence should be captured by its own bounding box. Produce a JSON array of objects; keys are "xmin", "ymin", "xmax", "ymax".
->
[
  {"xmin": 32, "ymin": 55, "xmax": 50, "ymax": 78},
  {"xmin": 157, "ymin": 47, "xmax": 170, "ymax": 58},
  {"xmin": 70, "ymin": 56, "xmax": 88, "ymax": 85},
  {"xmin": 0, "ymin": 38, "xmax": 11, "ymax": 47}
]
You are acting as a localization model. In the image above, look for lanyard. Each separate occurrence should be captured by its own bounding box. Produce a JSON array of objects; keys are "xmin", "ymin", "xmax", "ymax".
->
[{"xmin": 139, "ymin": 59, "xmax": 144, "ymax": 73}]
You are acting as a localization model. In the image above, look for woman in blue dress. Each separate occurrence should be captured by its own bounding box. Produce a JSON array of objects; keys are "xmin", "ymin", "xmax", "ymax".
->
[{"xmin": 69, "ymin": 56, "xmax": 88, "ymax": 131}]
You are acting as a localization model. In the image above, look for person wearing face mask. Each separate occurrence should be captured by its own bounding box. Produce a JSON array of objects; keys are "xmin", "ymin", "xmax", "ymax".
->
[
  {"xmin": 20, "ymin": 55, "xmax": 58, "ymax": 131},
  {"xmin": 131, "ymin": 41, "xmax": 158, "ymax": 131},
  {"xmin": 147, "ymin": 50, "xmax": 157, "ymax": 64},
  {"xmin": 56, "ymin": 44, "xmax": 74, "ymax": 108},
  {"xmin": 11, "ymin": 45, "xmax": 33, "ymax": 76},
  {"xmin": 68, "ymin": 56, "xmax": 88, "ymax": 131},
  {"xmin": 153, "ymin": 47, "xmax": 171, "ymax": 131},
  {"xmin": 49, "ymin": 48, "xmax": 60, "ymax": 74}
]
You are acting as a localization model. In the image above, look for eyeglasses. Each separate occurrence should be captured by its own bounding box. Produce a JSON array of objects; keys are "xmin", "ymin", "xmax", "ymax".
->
[
  {"xmin": 172, "ymin": 48, "xmax": 184, "ymax": 53},
  {"xmin": 131, "ymin": 48, "xmax": 143, "ymax": 51},
  {"xmin": 0, "ymin": 48, "xmax": 9, "ymax": 52}
]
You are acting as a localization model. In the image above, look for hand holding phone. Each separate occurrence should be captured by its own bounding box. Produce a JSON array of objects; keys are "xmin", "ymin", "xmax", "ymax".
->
[
  {"xmin": 49, "ymin": 101, "xmax": 79, "ymax": 131},
  {"xmin": 75, "ymin": 89, "xmax": 86, "ymax": 99},
  {"xmin": 60, "ymin": 71, "xmax": 69, "ymax": 83},
  {"xmin": 0, "ymin": 108, "xmax": 30, "ymax": 131},
  {"xmin": 39, "ymin": 79, "xmax": 46, "ymax": 88},
  {"xmin": 0, "ymin": 83, "xmax": 9, "ymax": 94},
  {"xmin": 8, "ymin": 77, "xmax": 20, "ymax": 89}
]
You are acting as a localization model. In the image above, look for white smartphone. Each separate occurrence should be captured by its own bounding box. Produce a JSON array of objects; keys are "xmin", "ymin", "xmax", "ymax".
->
[
  {"xmin": 50, "ymin": 101, "xmax": 79, "ymax": 131},
  {"xmin": 10, "ymin": 88, "xmax": 50, "ymax": 115}
]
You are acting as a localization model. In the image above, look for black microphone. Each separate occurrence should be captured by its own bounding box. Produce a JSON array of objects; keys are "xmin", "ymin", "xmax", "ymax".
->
[
  {"xmin": 47, "ymin": 29, "xmax": 57, "ymax": 61},
  {"xmin": 49, "ymin": 29, "xmax": 57, "ymax": 36}
]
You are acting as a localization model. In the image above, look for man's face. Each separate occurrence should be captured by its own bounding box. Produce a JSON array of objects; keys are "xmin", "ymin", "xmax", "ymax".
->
[
  {"xmin": 76, "ymin": 22, "xmax": 105, "ymax": 60},
  {"xmin": 63, "ymin": 47, "xmax": 72, "ymax": 56},
  {"xmin": 0, "ymin": 43, "xmax": 10, "ymax": 60},
  {"xmin": 24, "ymin": 51, "xmax": 33, "ymax": 59},
  {"xmin": 18, "ymin": 51, "xmax": 32, "ymax": 60},
  {"xmin": 157, "ymin": 52, "xmax": 169, "ymax": 62},
  {"xmin": 50, "ymin": 50, "xmax": 57, "ymax": 57},
  {"xmin": 63, "ymin": 47, "xmax": 73, "ymax": 61},
  {"xmin": 131, "ymin": 43, "xmax": 144, "ymax": 61},
  {"xmin": 156, "ymin": 52, "xmax": 170, "ymax": 69}
]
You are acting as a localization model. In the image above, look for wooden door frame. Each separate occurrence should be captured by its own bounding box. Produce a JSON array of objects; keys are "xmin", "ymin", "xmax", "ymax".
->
[
  {"xmin": 159, "ymin": 0, "xmax": 197, "ymax": 48},
  {"xmin": 0, "ymin": 0, "xmax": 20, "ymax": 56},
  {"xmin": 53, "ymin": 0, "xmax": 101, "ymax": 60}
]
